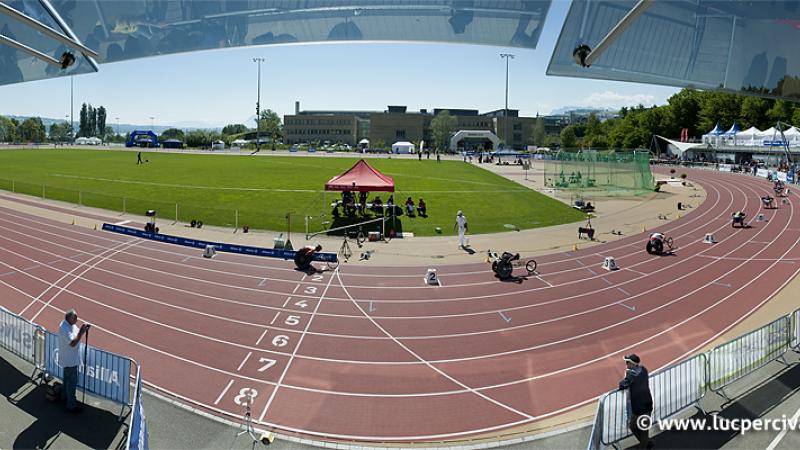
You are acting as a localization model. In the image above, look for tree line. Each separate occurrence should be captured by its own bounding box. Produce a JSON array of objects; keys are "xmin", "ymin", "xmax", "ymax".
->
[{"xmin": 557, "ymin": 88, "xmax": 800, "ymax": 150}]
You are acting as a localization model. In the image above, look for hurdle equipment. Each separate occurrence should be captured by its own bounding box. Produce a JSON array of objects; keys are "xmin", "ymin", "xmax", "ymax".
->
[
  {"xmin": 203, "ymin": 244, "xmax": 216, "ymax": 258},
  {"xmin": 703, "ymin": 233, "xmax": 716, "ymax": 244},
  {"xmin": 424, "ymin": 268, "xmax": 440, "ymax": 286},
  {"xmin": 757, "ymin": 213, "xmax": 765, "ymax": 222},
  {"xmin": 602, "ymin": 256, "xmax": 618, "ymax": 271}
]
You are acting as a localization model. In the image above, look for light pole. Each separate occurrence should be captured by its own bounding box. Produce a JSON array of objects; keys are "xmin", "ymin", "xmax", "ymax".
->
[
  {"xmin": 149, "ymin": 116, "xmax": 154, "ymax": 129},
  {"xmin": 64, "ymin": 114, "xmax": 69, "ymax": 144},
  {"xmin": 500, "ymin": 53, "xmax": 514, "ymax": 149},
  {"xmin": 115, "ymin": 117, "xmax": 120, "ymax": 137},
  {"xmin": 253, "ymin": 57, "xmax": 265, "ymax": 152},
  {"xmin": 69, "ymin": 75, "xmax": 74, "ymax": 141}
]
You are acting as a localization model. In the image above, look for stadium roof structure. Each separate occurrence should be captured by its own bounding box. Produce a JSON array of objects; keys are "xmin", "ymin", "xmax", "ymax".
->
[
  {"xmin": 0, "ymin": 0, "xmax": 551, "ymax": 86},
  {"xmin": 548, "ymin": 0, "xmax": 800, "ymax": 101}
]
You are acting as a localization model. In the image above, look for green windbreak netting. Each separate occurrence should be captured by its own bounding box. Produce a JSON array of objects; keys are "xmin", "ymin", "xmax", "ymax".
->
[{"xmin": 543, "ymin": 151, "xmax": 654, "ymax": 196}]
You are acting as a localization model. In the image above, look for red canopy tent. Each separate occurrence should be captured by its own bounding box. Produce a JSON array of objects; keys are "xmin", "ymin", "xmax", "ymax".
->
[{"xmin": 325, "ymin": 159, "xmax": 394, "ymax": 192}]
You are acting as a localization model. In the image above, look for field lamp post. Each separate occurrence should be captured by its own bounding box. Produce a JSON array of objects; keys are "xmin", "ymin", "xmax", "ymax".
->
[
  {"xmin": 253, "ymin": 57, "xmax": 265, "ymax": 152},
  {"xmin": 500, "ymin": 53, "xmax": 514, "ymax": 149}
]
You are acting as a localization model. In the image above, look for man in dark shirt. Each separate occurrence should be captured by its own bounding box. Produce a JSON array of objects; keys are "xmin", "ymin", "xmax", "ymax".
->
[{"xmin": 619, "ymin": 354, "xmax": 654, "ymax": 449}]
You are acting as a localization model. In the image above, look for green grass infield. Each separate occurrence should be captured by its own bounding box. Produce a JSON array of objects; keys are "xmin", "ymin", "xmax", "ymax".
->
[{"xmin": 0, "ymin": 148, "xmax": 586, "ymax": 236}]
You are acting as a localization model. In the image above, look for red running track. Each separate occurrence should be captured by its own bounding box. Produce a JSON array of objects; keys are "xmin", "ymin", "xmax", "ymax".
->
[{"xmin": 1, "ymin": 169, "xmax": 799, "ymax": 442}]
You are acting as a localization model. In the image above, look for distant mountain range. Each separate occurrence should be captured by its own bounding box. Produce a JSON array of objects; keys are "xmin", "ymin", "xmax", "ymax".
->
[
  {"xmin": 549, "ymin": 106, "xmax": 617, "ymax": 116},
  {"xmin": 1, "ymin": 115, "xmax": 222, "ymax": 134}
]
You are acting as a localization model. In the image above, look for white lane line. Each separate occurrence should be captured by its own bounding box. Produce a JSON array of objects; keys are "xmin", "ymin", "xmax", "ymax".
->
[
  {"xmin": 335, "ymin": 270, "xmax": 533, "ymax": 420},
  {"xmin": 537, "ymin": 276, "xmax": 553, "ymax": 287},
  {"xmin": 237, "ymin": 352, "xmax": 252, "ymax": 372},
  {"xmin": 281, "ymin": 296, "xmax": 292, "ymax": 308},
  {"xmin": 498, "ymin": 311, "xmax": 511, "ymax": 322},
  {"xmin": 601, "ymin": 277, "xmax": 613, "ymax": 286},
  {"xmin": 23, "ymin": 264, "xmax": 40, "ymax": 271},
  {"xmin": 214, "ymin": 379, "xmax": 234, "ymax": 405},
  {"xmin": 258, "ymin": 268, "xmax": 337, "ymax": 422},
  {"xmin": 618, "ymin": 302, "xmax": 635, "ymax": 312},
  {"xmin": 181, "ymin": 256, "xmax": 191, "ymax": 263},
  {"xmin": 626, "ymin": 268, "xmax": 648, "ymax": 277},
  {"xmin": 765, "ymin": 404, "xmax": 800, "ymax": 450},
  {"xmin": 575, "ymin": 259, "xmax": 585, "ymax": 267},
  {"xmin": 255, "ymin": 328, "xmax": 269, "ymax": 346},
  {"xmin": 23, "ymin": 239, "xmax": 139, "ymax": 320},
  {"xmin": 617, "ymin": 287, "xmax": 631, "ymax": 297},
  {"xmin": 291, "ymin": 284, "xmax": 300, "ymax": 294},
  {"xmin": 586, "ymin": 268, "xmax": 598, "ymax": 276},
  {"xmin": 269, "ymin": 311, "xmax": 280, "ymax": 325},
  {"xmin": 113, "ymin": 220, "xmax": 131, "ymax": 226},
  {"xmin": 0, "ymin": 270, "xmax": 16, "ymax": 277},
  {"xmin": 712, "ymin": 281, "xmax": 732, "ymax": 288}
]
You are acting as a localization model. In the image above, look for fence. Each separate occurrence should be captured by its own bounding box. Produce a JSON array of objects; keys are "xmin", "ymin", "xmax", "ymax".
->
[
  {"xmin": 0, "ymin": 306, "xmax": 44, "ymax": 367},
  {"xmin": 588, "ymin": 309, "xmax": 800, "ymax": 449},
  {"xmin": 543, "ymin": 151, "xmax": 655, "ymax": 196},
  {"xmin": 0, "ymin": 307, "xmax": 148, "ymax": 446}
]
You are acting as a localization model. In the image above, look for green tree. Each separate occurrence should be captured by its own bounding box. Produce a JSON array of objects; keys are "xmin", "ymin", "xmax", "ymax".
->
[
  {"xmin": 740, "ymin": 96, "xmax": 770, "ymax": 129},
  {"xmin": 258, "ymin": 109, "xmax": 282, "ymax": 150},
  {"xmin": 667, "ymin": 89, "xmax": 701, "ymax": 138},
  {"xmin": 697, "ymin": 91, "xmax": 742, "ymax": 133},
  {"xmin": 792, "ymin": 108, "xmax": 800, "ymax": 127},
  {"xmin": 767, "ymin": 100, "xmax": 794, "ymax": 124},
  {"xmin": 532, "ymin": 117, "xmax": 546, "ymax": 146},
  {"xmin": 103, "ymin": 126, "xmax": 115, "ymax": 140},
  {"xmin": 560, "ymin": 125, "xmax": 578, "ymax": 148},
  {"xmin": 431, "ymin": 110, "xmax": 457, "ymax": 151},
  {"xmin": 97, "ymin": 106, "xmax": 107, "ymax": 137},
  {"xmin": 79, "ymin": 103, "xmax": 88, "ymax": 137},
  {"xmin": 185, "ymin": 129, "xmax": 211, "ymax": 148},
  {"xmin": 160, "ymin": 128, "xmax": 185, "ymax": 141},
  {"xmin": 87, "ymin": 105, "xmax": 96, "ymax": 136},
  {"xmin": 49, "ymin": 121, "xmax": 72, "ymax": 142},
  {"xmin": 18, "ymin": 117, "xmax": 46, "ymax": 142},
  {"xmin": 222, "ymin": 124, "xmax": 248, "ymax": 136},
  {"xmin": 0, "ymin": 115, "xmax": 18, "ymax": 142}
]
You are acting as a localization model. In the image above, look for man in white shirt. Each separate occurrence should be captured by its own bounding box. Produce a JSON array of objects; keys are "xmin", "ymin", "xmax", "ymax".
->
[
  {"xmin": 59, "ymin": 309, "xmax": 89, "ymax": 412},
  {"xmin": 454, "ymin": 210, "xmax": 469, "ymax": 249}
]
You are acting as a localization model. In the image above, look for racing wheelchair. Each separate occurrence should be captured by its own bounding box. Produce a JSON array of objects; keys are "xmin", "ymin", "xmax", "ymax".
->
[
  {"xmin": 645, "ymin": 234, "xmax": 674, "ymax": 255},
  {"xmin": 488, "ymin": 250, "xmax": 537, "ymax": 280},
  {"xmin": 732, "ymin": 212, "xmax": 747, "ymax": 228}
]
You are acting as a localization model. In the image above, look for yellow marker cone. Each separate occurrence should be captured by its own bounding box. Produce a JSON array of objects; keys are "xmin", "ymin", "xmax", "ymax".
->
[
  {"xmin": 71, "ymin": 218, "xmax": 75, "ymax": 225},
  {"xmin": 678, "ymin": 213, "xmax": 682, "ymax": 219},
  {"xmin": 642, "ymin": 226, "xmax": 647, "ymax": 232},
  {"xmin": 573, "ymin": 244, "xmax": 578, "ymax": 252},
  {"xmin": 93, "ymin": 223, "xmax": 97, "ymax": 230}
]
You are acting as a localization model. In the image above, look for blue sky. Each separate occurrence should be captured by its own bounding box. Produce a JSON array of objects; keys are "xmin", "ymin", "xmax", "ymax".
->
[{"xmin": 0, "ymin": 0, "xmax": 678, "ymax": 128}]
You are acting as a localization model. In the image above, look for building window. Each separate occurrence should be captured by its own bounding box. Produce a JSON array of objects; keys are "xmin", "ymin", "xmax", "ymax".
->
[
  {"xmin": 513, "ymin": 133, "xmax": 522, "ymax": 142},
  {"xmin": 513, "ymin": 123, "xmax": 522, "ymax": 131},
  {"xmin": 396, "ymin": 129, "xmax": 406, "ymax": 140}
]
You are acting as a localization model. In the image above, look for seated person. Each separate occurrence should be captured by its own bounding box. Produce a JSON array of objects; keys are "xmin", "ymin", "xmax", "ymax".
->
[
  {"xmin": 294, "ymin": 244, "xmax": 322, "ymax": 270},
  {"xmin": 387, "ymin": 194, "xmax": 394, "ymax": 207},
  {"xmin": 649, "ymin": 232, "xmax": 664, "ymax": 243},
  {"xmin": 500, "ymin": 251, "xmax": 520, "ymax": 263},
  {"xmin": 344, "ymin": 196, "xmax": 356, "ymax": 216},
  {"xmin": 331, "ymin": 203, "xmax": 341, "ymax": 218},
  {"xmin": 417, "ymin": 198, "xmax": 427, "ymax": 217},
  {"xmin": 371, "ymin": 196, "xmax": 383, "ymax": 214},
  {"xmin": 732, "ymin": 210, "xmax": 746, "ymax": 219},
  {"xmin": 405, "ymin": 197, "xmax": 415, "ymax": 216},
  {"xmin": 584, "ymin": 201, "xmax": 594, "ymax": 212}
]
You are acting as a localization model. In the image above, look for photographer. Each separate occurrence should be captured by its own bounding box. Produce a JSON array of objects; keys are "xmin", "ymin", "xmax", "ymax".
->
[{"xmin": 58, "ymin": 309, "xmax": 90, "ymax": 413}]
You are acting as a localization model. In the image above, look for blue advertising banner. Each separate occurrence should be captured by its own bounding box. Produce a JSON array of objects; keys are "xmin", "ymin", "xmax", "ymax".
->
[
  {"xmin": 127, "ymin": 372, "xmax": 149, "ymax": 450},
  {"xmin": 43, "ymin": 331, "xmax": 131, "ymax": 405},
  {"xmin": 788, "ymin": 171, "xmax": 795, "ymax": 184},
  {"xmin": 102, "ymin": 223, "xmax": 338, "ymax": 262}
]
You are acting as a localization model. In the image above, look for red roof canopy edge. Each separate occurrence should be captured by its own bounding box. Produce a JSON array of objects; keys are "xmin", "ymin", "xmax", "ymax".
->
[{"xmin": 324, "ymin": 159, "xmax": 395, "ymax": 192}]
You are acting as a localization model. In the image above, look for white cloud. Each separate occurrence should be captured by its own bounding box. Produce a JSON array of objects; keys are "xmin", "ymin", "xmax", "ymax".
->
[{"xmin": 579, "ymin": 91, "xmax": 656, "ymax": 109}]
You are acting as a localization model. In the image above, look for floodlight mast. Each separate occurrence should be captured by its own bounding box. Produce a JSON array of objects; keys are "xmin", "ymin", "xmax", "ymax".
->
[
  {"xmin": 500, "ymin": 53, "xmax": 514, "ymax": 149},
  {"xmin": 253, "ymin": 57, "xmax": 265, "ymax": 152}
]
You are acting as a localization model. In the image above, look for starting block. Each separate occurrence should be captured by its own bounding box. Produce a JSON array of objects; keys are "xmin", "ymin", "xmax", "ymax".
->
[
  {"xmin": 203, "ymin": 244, "xmax": 216, "ymax": 258},
  {"xmin": 424, "ymin": 268, "xmax": 440, "ymax": 286},
  {"xmin": 602, "ymin": 256, "xmax": 618, "ymax": 271},
  {"xmin": 757, "ymin": 213, "xmax": 765, "ymax": 222},
  {"xmin": 703, "ymin": 233, "xmax": 716, "ymax": 244}
]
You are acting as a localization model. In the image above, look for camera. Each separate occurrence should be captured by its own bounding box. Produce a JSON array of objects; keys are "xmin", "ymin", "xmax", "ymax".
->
[
  {"xmin": 59, "ymin": 51, "xmax": 76, "ymax": 69},
  {"xmin": 573, "ymin": 44, "xmax": 592, "ymax": 67}
]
